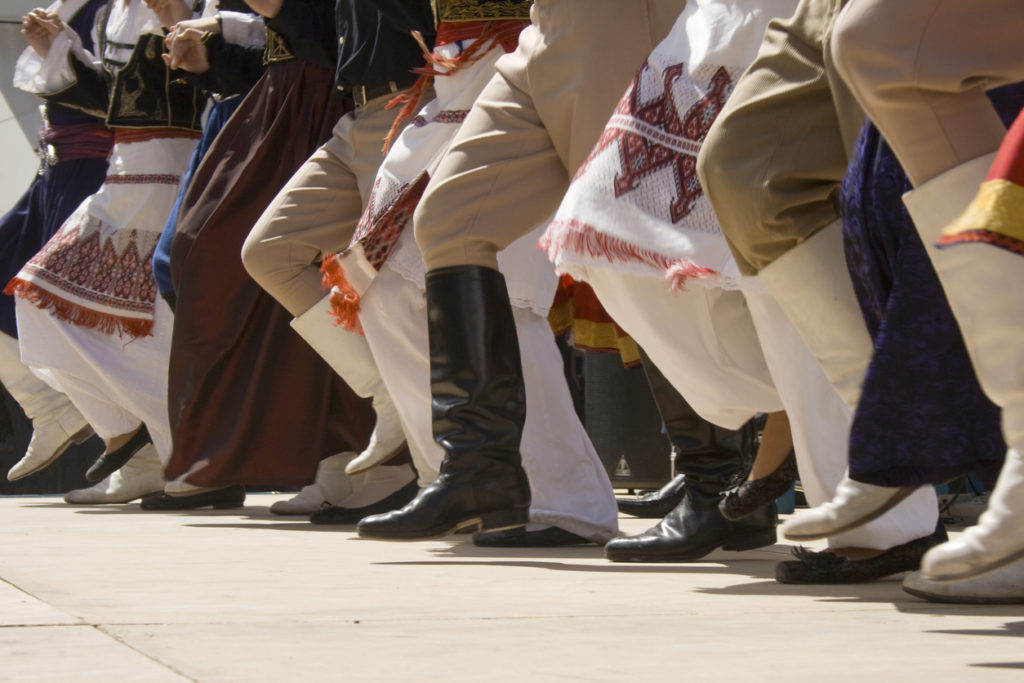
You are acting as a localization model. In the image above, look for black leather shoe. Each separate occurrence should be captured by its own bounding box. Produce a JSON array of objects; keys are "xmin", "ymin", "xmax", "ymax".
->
[
  {"xmin": 85, "ymin": 424, "xmax": 152, "ymax": 483},
  {"xmin": 617, "ymin": 474, "xmax": 687, "ymax": 518},
  {"xmin": 719, "ymin": 450, "xmax": 797, "ymax": 521},
  {"xmin": 357, "ymin": 465, "xmax": 530, "ymax": 541},
  {"xmin": 140, "ymin": 485, "xmax": 246, "ymax": 511},
  {"xmin": 472, "ymin": 526, "xmax": 595, "ymax": 547},
  {"xmin": 776, "ymin": 523, "xmax": 948, "ymax": 584},
  {"xmin": 605, "ymin": 496, "xmax": 777, "ymax": 562},
  {"xmin": 309, "ymin": 480, "xmax": 419, "ymax": 525}
]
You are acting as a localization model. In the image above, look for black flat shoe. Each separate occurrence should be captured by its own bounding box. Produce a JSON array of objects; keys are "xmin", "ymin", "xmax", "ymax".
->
[
  {"xmin": 616, "ymin": 474, "xmax": 686, "ymax": 518},
  {"xmin": 85, "ymin": 424, "xmax": 152, "ymax": 483},
  {"xmin": 775, "ymin": 523, "xmax": 948, "ymax": 584},
  {"xmin": 309, "ymin": 480, "xmax": 419, "ymax": 525},
  {"xmin": 719, "ymin": 450, "xmax": 797, "ymax": 521},
  {"xmin": 472, "ymin": 526, "xmax": 596, "ymax": 547},
  {"xmin": 139, "ymin": 485, "xmax": 246, "ymax": 511},
  {"xmin": 605, "ymin": 496, "xmax": 777, "ymax": 562}
]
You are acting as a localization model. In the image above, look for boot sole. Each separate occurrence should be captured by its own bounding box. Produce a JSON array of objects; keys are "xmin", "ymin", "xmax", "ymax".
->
[
  {"xmin": 358, "ymin": 507, "xmax": 529, "ymax": 542},
  {"xmin": 606, "ymin": 528, "xmax": 777, "ymax": 563},
  {"xmin": 902, "ymin": 584, "xmax": 1024, "ymax": 604},
  {"xmin": 783, "ymin": 486, "xmax": 918, "ymax": 542}
]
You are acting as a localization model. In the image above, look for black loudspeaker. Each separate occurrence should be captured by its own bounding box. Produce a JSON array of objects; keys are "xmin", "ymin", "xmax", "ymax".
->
[
  {"xmin": 0, "ymin": 385, "xmax": 103, "ymax": 494},
  {"xmin": 578, "ymin": 350, "xmax": 672, "ymax": 490}
]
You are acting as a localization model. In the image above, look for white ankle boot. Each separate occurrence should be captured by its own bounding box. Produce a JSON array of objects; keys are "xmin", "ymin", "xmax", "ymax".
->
[
  {"xmin": 903, "ymin": 559, "xmax": 1024, "ymax": 604},
  {"xmin": 269, "ymin": 452, "xmax": 363, "ymax": 515},
  {"xmin": 920, "ymin": 449, "xmax": 1024, "ymax": 581},
  {"xmin": 757, "ymin": 221, "xmax": 873, "ymax": 409},
  {"xmin": 0, "ymin": 334, "xmax": 92, "ymax": 480},
  {"xmin": 903, "ymin": 156, "xmax": 1024, "ymax": 582},
  {"xmin": 780, "ymin": 474, "xmax": 921, "ymax": 541},
  {"xmin": 64, "ymin": 443, "xmax": 165, "ymax": 504},
  {"xmin": 290, "ymin": 294, "xmax": 406, "ymax": 476}
]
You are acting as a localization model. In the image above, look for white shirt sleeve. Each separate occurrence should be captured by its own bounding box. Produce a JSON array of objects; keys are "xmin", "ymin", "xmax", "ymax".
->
[{"xmin": 219, "ymin": 11, "xmax": 267, "ymax": 49}]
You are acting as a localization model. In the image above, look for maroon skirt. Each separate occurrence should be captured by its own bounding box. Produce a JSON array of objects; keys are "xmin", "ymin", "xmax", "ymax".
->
[{"xmin": 166, "ymin": 59, "xmax": 375, "ymax": 487}]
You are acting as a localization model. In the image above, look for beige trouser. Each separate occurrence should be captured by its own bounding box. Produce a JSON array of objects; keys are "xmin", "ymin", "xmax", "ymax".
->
[
  {"xmin": 697, "ymin": 0, "xmax": 863, "ymax": 276},
  {"xmin": 241, "ymin": 96, "xmax": 397, "ymax": 316},
  {"xmin": 414, "ymin": 0, "xmax": 688, "ymax": 271},
  {"xmin": 831, "ymin": 0, "xmax": 1024, "ymax": 186}
]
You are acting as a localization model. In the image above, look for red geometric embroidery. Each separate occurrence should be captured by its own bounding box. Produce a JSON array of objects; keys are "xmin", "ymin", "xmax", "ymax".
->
[
  {"xmin": 612, "ymin": 63, "xmax": 732, "ymax": 223},
  {"xmin": 24, "ymin": 223, "xmax": 157, "ymax": 313},
  {"xmin": 411, "ymin": 110, "xmax": 470, "ymax": 127},
  {"xmin": 104, "ymin": 174, "xmax": 180, "ymax": 185}
]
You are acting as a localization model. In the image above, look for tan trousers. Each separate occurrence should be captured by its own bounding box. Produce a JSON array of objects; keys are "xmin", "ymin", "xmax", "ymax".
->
[
  {"xmin": 241, "ymin": 96, "xmax": 396, "ymax": 316},
  {"xmin": 697, "ymin": 0, "xmax": 863, "ymax": 275},
  {"xmin": 831, "ymin": 0, "xmax": 1024, "ymax": 186},
  {"xmin": 414, "ymin": 0, "xmax": 688, "ymax": 271}
]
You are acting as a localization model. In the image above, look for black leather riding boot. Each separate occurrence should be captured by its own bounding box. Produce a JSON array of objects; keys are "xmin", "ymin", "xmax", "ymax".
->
[
  {"xmin": 357, "ymin": 266, "xmax": 531, "ymax": 541},
  {"xmin": 606, "ymin": 443, "xmax": 776, "ymax": 562},
  {"xmin": 617, "ymin": 352, "xmax": 758, "ymax": 518}
]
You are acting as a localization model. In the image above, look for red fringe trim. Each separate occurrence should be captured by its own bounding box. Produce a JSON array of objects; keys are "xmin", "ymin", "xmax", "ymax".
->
[
  {"xmin": 319, "ymin": 257, "xmax": 365, "ymax": 336},
  {"xmin": 381, "ymin": 21, "xmax": 527, "ymax": 152},
  {"xmin": 937, "ymin": 229, "xmax": 1024, "ymax": 257},
  {"xmin": 4, "ymin": 278, "xmax": 154, "ymax": 338},
  {"xmin": 539, "ymin": 218, "xmax": 718, "ymax": 291}
]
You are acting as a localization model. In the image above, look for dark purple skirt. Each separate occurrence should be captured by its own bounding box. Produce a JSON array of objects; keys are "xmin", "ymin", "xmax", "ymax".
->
[{"xmin": 839, "ymin": 108, "xmax": 1020, "ymax": 486}]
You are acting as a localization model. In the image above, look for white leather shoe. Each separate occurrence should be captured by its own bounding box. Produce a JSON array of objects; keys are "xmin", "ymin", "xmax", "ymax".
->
[
  {"xmin": 344, "ymin": 392, "xmax": 406, "ymax": 475},
  {"xmin": 903, "ymin": 559, "xmax": 1024, "ymax": 604},
  {"xmin": 64, "ymin": 444, "xmax": 165, "ymax": 504},
  {"xmin": 7, "ymin": 403, "xmax": 92, "ymax": 481},
  {"xmin": 780, "ymin": 475, "xmax": 921, "ymax": 541},
  {"xmin": 920, "ymin": 449, "xmax": 1024, "ymax": 581},
  {"xmin": 269, "ymin": 452, "xmax": 362, "ymax": 515},
  {"xmin": 0, "ymin": 333, "xmax": 94, "ymax": 481}
]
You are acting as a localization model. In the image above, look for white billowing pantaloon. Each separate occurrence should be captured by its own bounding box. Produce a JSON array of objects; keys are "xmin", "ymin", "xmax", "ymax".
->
[
  {"xmin": 16, "ymin": 296, "xmax": 174, "ymax": 464},
  {"xmin": 360, "ymin": 239, "xmax": 619, "ymax": 543}
]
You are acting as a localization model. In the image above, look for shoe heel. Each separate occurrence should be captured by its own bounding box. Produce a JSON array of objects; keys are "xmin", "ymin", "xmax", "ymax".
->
[
  {"xmin": 478, "ymin": 506, "xmax": 529, "ymax": 533},
  {"xmin": 214, "ymin": 499, "xmax": 244, "ymax": 510},
  {"xmin": 71, "ymin": 425, "xmax": 96, "ymax": 445},
  {"xmin": 722, "ymin": 528, "xmax": 777, "ymax": 552}
]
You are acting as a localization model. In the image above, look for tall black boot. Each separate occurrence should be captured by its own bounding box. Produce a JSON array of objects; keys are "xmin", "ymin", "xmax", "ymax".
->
[
  {"xmin": 606, "ymin": 442, "xmax": 776, "ymax": 562},
  {"xmin": 617, "ymin": 351, "xmax": 758, "ymax": 518},
  {"xmin": 357, "ymin": 266, "xmax": 531, "ymax": 541}
]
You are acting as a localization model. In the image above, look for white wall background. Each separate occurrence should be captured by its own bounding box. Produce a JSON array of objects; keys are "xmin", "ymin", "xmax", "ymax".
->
[{"xmin": 1, "ymin": 8, "xmax": 46, "ymax": 215}]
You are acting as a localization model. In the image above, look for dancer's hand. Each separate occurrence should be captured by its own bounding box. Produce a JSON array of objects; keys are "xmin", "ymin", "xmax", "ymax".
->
[
  {"xmin": 162, "ymin": 26, "xmax": 210, "ymax": 73},
  {"xmin": 167, "ymin": 15, "xmax": 221, "ymax": 39},
  {"xmin": 21, "ymin": 9, "xmax": 63, "ymax": 59}
]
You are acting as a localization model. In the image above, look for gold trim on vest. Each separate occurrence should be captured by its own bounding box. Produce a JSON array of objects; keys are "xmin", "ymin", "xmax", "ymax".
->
[{"xmin": 432, "ymin": 0, "xmax": 532, "ymax": 23}]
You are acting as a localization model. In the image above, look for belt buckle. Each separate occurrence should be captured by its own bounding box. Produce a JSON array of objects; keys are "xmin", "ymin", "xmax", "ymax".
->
[{"xmin": 353, "ymin": 85, "xmax": 368, "ymax": 108}]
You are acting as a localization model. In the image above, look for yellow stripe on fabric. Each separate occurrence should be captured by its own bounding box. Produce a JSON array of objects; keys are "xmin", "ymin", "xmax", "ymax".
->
[
  {"xmin": 942, "ymin": 179, "xmax": 1024, "ymax": 245},
  {"xmin": 570, "ymin": 319, "xmax": 641, "ymax": 367}
]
